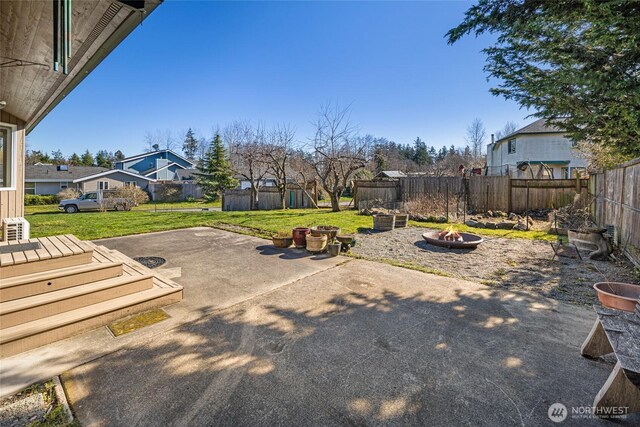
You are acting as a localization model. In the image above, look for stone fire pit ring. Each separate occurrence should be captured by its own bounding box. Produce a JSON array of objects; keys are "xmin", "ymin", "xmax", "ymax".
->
[{"xmin": 422, "ymin": 231, "xmax": 484, "ymax": 249}]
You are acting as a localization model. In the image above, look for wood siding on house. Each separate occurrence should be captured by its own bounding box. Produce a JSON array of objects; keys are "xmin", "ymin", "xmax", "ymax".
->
[
  {"xmin": 79, "ymin": 173, "xmax": 151, "ymax": 192},
  {"xmin": 0, "ymin": 110, "xmax": 25, "ymax": 223}
]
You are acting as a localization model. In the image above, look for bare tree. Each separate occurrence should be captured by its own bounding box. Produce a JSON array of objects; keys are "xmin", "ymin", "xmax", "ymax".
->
[
  {"xmin": 144, "ymin": 129, "xmax": 179, "ymax": 152},
  {"xmin": 264, "ymin": 124, "xmax": 296, "ymax": 209},
  {"xmin": 494, "ymin": 121, "xmax": 518, "ymax": 141},
  {"xmin": 289, "ymin": 149, "xmax": 319, "ymax": 209},
  {"xmin": 465, "ymin": 118, "xmax": 486, "ymax": 163},
  {"xmin": 308, "ymin": 103, "xmax": 370, "ymax": 212},
  {"xmin": 225, "ymin": 121, "xmax": 270, "ymax": 210}
]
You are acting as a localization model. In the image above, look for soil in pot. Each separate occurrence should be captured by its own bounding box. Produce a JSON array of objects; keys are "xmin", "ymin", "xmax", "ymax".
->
[{"xmin": 292, "ymin": 227, "xmax": 311, "ymax": 248}]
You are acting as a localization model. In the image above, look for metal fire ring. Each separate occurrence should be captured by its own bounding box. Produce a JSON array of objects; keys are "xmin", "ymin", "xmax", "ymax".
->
[
  {"xmin": 133, "ymin": 256, "xmax": 166, "ymax": 269},
  {"xmin": 422, "ymin": 231, "xmax": 484, "ymax": 249}
]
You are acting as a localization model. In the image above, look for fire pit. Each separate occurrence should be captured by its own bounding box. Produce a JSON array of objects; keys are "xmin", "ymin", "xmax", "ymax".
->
[{"xmin": 422, "ymin": 227, "xmax": 484, "ymax": 249}]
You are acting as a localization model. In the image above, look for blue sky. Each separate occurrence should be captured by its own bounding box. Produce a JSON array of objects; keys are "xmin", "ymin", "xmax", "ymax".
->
[{"xmin": 28, "ymin": 0, "xmax": 532, "ymax": 157}]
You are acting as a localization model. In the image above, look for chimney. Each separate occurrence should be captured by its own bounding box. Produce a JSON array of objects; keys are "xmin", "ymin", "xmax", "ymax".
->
[{"xmin": 491, "ymin": 134, "xmax": 495, "ymax": 144}]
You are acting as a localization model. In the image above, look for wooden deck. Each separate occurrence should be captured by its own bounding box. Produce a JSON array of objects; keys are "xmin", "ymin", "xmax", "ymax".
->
[
  {"xmin": 0, "ymin": 235, "xmax": 94, "ymax": 278},
  {"xmin": 0, "ymin": 235, "xmax": 183, "ymax": 358}
]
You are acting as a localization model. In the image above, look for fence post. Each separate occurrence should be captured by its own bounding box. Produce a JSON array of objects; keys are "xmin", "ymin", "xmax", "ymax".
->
[
  {"xmin": 446, "ymin": 183, "xmax": 449, "ymax": 220},
  {"xmin": 526, "ymin": 180, "xmax": 530, "ymax": 231}
]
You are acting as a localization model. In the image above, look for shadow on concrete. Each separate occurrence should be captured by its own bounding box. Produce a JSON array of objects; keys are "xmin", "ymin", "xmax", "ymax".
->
[
  {"xmin": 62, "ymin": 272, "xmax": 637, "ymax": 427},
  {"xmin": 255, "ymin": 245, "xmax": 333, "ymax": 261}
]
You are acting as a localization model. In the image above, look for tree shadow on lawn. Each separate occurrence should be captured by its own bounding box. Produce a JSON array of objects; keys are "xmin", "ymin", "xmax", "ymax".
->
[{"xmin": 61, "ymin": 280, "xmax": 637, "ymax": 426}]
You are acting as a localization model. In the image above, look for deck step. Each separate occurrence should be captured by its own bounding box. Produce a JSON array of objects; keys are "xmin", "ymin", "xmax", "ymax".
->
[
  {"xmin": 0, "ymin": 251, "xmax": 94, "ymax": 279},
  {"xmin": 0, "ymin": 283, "xmax": 183, "ymax": 357},
  {"xmin": 0, "ymin": 262, "xmax": 123, "ymax": 302},
  {"xmin": 0, "ymin": 274, "xmax": 154, "ymax": 329}
]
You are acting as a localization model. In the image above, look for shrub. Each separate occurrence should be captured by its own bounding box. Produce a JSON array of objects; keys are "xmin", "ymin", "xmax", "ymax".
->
[
  {"xmin": 24, "ymin": 194, "xmax": 58, "ymax": 205},
  {"xmin": 112, "ymin": 186, "xmax": 150, "ymax": 206},
  {"xmin": 57, "ymin": 188, "xmax": 81, "ymax": 201},
  {"xmin": 154, "ymin": 183, "xmax": 183, "ymax": 202}
]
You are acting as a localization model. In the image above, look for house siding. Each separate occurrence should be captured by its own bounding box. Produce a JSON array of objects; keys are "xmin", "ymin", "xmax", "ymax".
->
[
  {"xmin": 0, "ymin": 110, "xmax": 25, "ymax": 223},
  {"xmin": 487, "ymin": 133, "xmax": 587, "ymax": 178},
  {"xmin": 79, "ymin": 173, "xmax": 151, "ymax": 192},
  {"xmin": 31, "ymin": 181, "xmax": 78, "ymax": 195},
  {"xmin": 118, "ymin": 151, "xmax": 194, "ymax": 175}
]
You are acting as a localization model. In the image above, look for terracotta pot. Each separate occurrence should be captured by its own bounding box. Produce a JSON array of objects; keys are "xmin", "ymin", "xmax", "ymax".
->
[
  {"xmin": 272, "ymin": 236, "xmax": 293, "ymax": 248},
  {"xmin": 593, "ymin": 282, "xmax": 640, "ymax": 312},
  {"xmin": 306, "ymin": 234, "xmax": 328, "ymax": 253},
  {"xmin": 292, "ymin": 227, "xmax": 311, "ymax": 248}
]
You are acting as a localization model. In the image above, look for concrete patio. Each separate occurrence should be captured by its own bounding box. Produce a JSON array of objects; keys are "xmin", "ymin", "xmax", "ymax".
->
[{"xmin": 2, "ymin": 228, "xmax": 637, "ymax": 425}]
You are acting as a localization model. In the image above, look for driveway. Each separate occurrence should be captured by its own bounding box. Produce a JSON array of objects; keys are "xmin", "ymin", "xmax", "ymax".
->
[{"xmin": 59, "ymin": 229, "xmax": 637, "ymax": 426}]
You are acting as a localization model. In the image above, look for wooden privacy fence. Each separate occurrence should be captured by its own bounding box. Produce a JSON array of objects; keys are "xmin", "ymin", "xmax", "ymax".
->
[
  {"xmin": 589, "ymin": 158, "xmax": 640, "ymax": 267},
  {"xmin": 148, "ymin": 182, "xmax": 203, "ymax": 201},
  {"xmin": 354, "ymin": 176, "xmax": 588, "ymax": 213},
  {"xmin": 222, "ymin": 184, "xmax": 316, "ymax": 211}
]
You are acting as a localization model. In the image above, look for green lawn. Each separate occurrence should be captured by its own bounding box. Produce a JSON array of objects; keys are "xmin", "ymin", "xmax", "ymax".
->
[
  {"xmin": 24, "ymin": 200, "xmax": 221, "ymax": 215},
  {"xmin": 26, "ymin": 206, "xmax": 556, "ymax": 242}
]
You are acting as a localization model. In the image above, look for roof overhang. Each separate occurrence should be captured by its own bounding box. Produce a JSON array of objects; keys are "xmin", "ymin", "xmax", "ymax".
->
[
  {"xmin": 0, "ymin": 0, "xmax": 162, "ymax": 132},
  {"xmin": 73, "ymin": 169, "xmax": 156, "ymax": 183}
]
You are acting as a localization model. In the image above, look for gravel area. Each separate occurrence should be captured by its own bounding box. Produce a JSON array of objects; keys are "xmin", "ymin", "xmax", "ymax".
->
[
  {"xmin": 351, "ymin": 226, "xmax": 637, "ymax": 305},
  {"xmin": 0, "ymin": 392, "xmax": 46, "ymax": 427}
]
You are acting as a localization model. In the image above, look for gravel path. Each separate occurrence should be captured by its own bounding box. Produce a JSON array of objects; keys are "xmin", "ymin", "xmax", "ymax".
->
[{"xmin": 351, "ymin": 226, "xmax": 636, "ymax": 305}]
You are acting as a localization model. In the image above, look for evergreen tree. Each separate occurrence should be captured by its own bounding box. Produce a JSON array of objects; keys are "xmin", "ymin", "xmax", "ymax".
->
[
  {"xmin": 183, "ymin": 128, "xmax": 199, "ymax": 160},
  {"xmin": 413, "ymin": 137, "xmax": 429, "ymax": 166},
  {"xmin": 80, "ymin": 150, "xmax": 94, "ymax": 166},
  {"xmin": 95, "ymin": 150, "xmax": 113, "ymax": 168},
  {"xmin": 68, "ymin": 153, "xmax": 81, "ymax": 165},
  {"xmin": 51, "ymin": 149, "xmax": 65, "ymax": 165},
  {"xmin": 114, "ymin": 150, "xmax": 125, "ymax": 162},
  {"xmin": 196, "ymin": 134, "xmax": 237, "ymax": 201}
]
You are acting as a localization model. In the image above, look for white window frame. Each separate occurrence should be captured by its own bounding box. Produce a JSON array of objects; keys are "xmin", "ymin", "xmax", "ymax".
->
[
  {"xmin": 124, "ymin": 181, "xmax": 137, "ymax": 187},
  {"xmin": 98, "ymin": 181, "xmax": 110, "ymax": 190},
  {"xmin": 24, "ymin": 181, "xmax": 36, "ymax": 195},
  {"xmin": 0, "ymin": 122, "xmax": 18, "ymax": 191},
  {"xmin": 60, "ymin": 182, "xmax": 70, "ymax": 189}
]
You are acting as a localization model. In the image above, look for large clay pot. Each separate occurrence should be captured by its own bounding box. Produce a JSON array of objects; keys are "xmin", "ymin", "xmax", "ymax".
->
[
  {"xmin": 292, "ymin": 227, "xmax": 310, "ymax": 248},
  {"xmin": 306, "ymin": 234, "xmax": 328, "ymax": 253},
  {"xmin": 272, "ymin": 235, "xmax": 293, "ymax": 248},
  {"xmin": 311, "ymin": 225, "xmax": 341, "ymax": 240}
]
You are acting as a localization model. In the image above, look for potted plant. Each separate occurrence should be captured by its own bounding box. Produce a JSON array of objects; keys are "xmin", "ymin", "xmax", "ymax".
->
[
  {"xmin": 272, "ymin": 231, "xmax": 293, "ymax": 248},
  {"xmin": 292, "ymin": 227, "xmax": 311, "ymax": 248},
  {"xmin": 327, "ymin": 238, "xmax": 341, "ymax": 257}
]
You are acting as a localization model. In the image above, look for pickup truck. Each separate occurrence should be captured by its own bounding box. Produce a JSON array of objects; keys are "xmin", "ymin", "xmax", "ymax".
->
[{"xmin": 58, "ymin": 191, "xmax": 135, "ymax": 213}]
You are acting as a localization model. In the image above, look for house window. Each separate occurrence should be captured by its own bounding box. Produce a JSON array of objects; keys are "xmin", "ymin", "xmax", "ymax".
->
[
  {"xmin": 507, "ymin": 139, "xmax": 516, "ymax": 154},
  {"xmin": 98, "ymin": 181, "xmax": 109, "ymax": 190},
  {"xmin": 25, "ymin": 182, "xmax": 36, "ymax": 195},
  {"xmin": 60, "ymin": 182, "xmax": 70, "ymax": 189},
  {"xmin": 124, "ymin": 181, "xmax": 137, "ymax": 187},
  {"xmin": 561, "ymin": 167, "xmax": 569, "ymax": 179},
  {"xmin": 0, "ymin": 124, "xmax": 15, "ymax": 189}
]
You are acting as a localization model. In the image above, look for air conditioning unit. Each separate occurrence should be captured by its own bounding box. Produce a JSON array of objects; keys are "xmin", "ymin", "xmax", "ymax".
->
[{"xmin": 2, "ymin": 217, "xmax": 30, "ymax": 241}]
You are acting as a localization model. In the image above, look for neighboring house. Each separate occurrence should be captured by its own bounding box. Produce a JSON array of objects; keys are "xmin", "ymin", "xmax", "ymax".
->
[
  {"xmin": 486, "ymin": 119, "xmax": 587, "ymax": 179},
  {"xmin": 115, "ymin": 149, "xmax": 196, "ymax": 181},
  {"xmin": 25, "ymin": 165, "xmax": 108, "ymax": 195},
  {"xmin": 235, "ymin": 175, "xmax": 278, "ymax": 190},
  {"xmin": 375, "ymin": 170, "xmax": 407, "ymax": 179},
  {"xmin": 72, "ymin": 169, "xmax": 156, "ymax": 192}
]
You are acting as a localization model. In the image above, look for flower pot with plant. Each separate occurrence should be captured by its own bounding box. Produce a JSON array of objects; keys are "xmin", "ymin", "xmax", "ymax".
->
[{"xmin": 327, "ymin": 238, "xmax": 341, "ymax": 257}]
